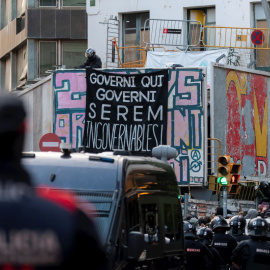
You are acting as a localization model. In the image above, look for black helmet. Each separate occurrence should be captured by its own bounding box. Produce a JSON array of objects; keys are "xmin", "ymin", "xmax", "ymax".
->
[
  {"xmin": 203, "ymin": 228, "xmax": 213, "ymax": 245},
  {"xmin": 229, "ymin": 215, "xmax": 246, "ymax": 235},
  {"xmin": 196, "ymin": 227, "xmax": 206, "ymax": 242},
  {"xmin": 248, "ymin": 217, "xmax": 268, "ymax": 237},
  {"xmin": 183, "ymin": 221, "xmax": 197, "ymax": 239},
  {"xmin": 197, "ymin": 227, "xmax": 213, "ymax": 245},
  {"xmin": 210, "ymin": 215, "xmax": 230, "ymax": 231},
  {"xmin": 85, "ymin": 47, "xmax": 96, "ymax": 59},
  {"xmin": 260, "ymin": 181, "xmax": 269, "ymax": 191}
]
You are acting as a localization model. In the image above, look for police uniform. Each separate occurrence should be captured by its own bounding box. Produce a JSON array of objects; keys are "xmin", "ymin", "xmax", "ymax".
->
[
  {"xmin": 233, "ymin": 234, "xmax": 250, "ymax": 243},
  {"xmin": 197, "ymin": 227, "xmax": 223, "ymax": 270},
  {"xmin": 229, "ymin": 215, "xmax": 250, "ymax": 243},
  {"xmin": 0, "ymin": 94, "xmax": 107, "ymax": 270},
  {"xmin": 231, "ymin": 217, "xmax": 270, "ymax": 270},
  {"xmin": 184, "ymin": 222, "xmax": 213, "ymax": 270},
  {"xmin": 211, "ymin": 215, "xmax": 237, "ymax": 270}
]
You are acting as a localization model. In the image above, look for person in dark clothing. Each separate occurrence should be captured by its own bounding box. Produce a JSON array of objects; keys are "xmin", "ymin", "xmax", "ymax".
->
[
  {"xmin": 267, "ymin": 219, "xmax": 270, "ymax": 241},
  {"xmin": 198, "ymin": 217, "xmax": 207, "ymax": 227},
  {"xmin": 184, "ymin": 221, "xmax": 213, "ymax": 270},
  {"xmin": 229, "ymin": 215, "xmax": 250, "ymax": 243},
  {"xmin": 0, "ymin": 93, "xmax": 107, "ymax": 269},
  {"xmin": 210, "ymin": 215, "xmax": 238, "ymax": 270},
  {"xmin": 215, "ymin": 207, "xmax": 232, "ymax": 217},
  {"xmin": 197, "ymin": 227, "xmax": 223, "ymax": 270},
  {"xmin": 75, "ymin": 47, "xmax": 102, "ymax": 68},
  {"xmin": 231, "ymin": 217, "xmax": 270, "ymax": 270}
]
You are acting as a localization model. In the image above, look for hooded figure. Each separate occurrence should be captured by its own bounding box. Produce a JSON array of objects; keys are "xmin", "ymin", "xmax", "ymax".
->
[{"xmin": 244, "ymin": 209, "xmax": 258, "ymax": 219}]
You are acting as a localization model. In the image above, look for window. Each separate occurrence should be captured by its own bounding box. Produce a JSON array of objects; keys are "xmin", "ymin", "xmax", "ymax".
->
[
  {"xmin": 187, "ymin": 7, "xmax": 215, "ymax": 50},
  {"xmin": 123, "ymin": 12, "xmax": 149, "ymax": 47},
  {"xmin": 16, "ymin": 0, "xmax": 25, "ymax": 17},
  {"xmin": 127, "ymin": 196, "xmax": 140, "ymax": 232},
  {"xmin": 16, "ymin": 46, "xmax": 27, "ymax": 85},
  {"xmin": 39, "ymin": 0, "xmax": 86, "ymax": 7},
  {"xmin": 122, "ymin": 12, "xmax": 149, "ymax": 63},
  {"xmin": 62, "ymin": 0, "xmax": 86, "ymax": 7},
  {"xmin": 254, "ymin": 3, "xmax": 270, "ymax": 70},
  {"xmin": 163, "ymin": 204, "xmax": 181, "ymax": 243},
  {"xmin": 62, "ymin": 41, "xmax": 87, "ymax": 68},
  {"xmin": 39, "ymin": 0, "xmax": 57, "ymax": 7},
  {"xmin": 90, "ymin": 0, "xmax": 95, "ymax": 7},
  {"xmin": 39, "ymin": 41, "xmax": 57, "ymax": 76},
  {"xmin": 4, "ymin": 0, "xmax": 12, "ymax": 27}
]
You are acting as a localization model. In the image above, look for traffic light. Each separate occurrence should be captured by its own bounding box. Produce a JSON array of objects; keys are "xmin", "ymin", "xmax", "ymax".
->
[
  {"xmin": 217, "ymin": 154, "xmax": 241, "ymax": 194},
  {"xmin": 217, "ymin": 155, "xmax": 231, "ymax": 186},
  {"xmin": 228, "ymin": 164, "xmax": 241, "ymax": 194}
]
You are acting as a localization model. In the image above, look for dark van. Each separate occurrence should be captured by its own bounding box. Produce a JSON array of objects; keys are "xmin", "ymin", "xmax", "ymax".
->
[{"xmin": 22, "ymin": 146, "xmax": 185, "ymax": 269}]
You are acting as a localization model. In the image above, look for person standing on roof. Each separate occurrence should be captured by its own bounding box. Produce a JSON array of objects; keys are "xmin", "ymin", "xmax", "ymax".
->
[
  {"xmin": 0, "ymin": 93, "xmax": 107, "ymax": 270},
  {"xmin": 75, "ymin": 47, "xmax": 102, "ymax": 68}
]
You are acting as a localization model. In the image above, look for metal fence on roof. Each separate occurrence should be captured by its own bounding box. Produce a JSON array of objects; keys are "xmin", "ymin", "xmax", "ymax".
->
[{"xmin": 143, "ymin": 18, "xmax": 203, "ymax": 50}]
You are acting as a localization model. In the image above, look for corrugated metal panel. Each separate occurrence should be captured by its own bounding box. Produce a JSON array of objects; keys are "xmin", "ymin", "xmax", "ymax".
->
[{"xmin": 27, "ymin": 9, "xmax": 87, "ymax": 39}]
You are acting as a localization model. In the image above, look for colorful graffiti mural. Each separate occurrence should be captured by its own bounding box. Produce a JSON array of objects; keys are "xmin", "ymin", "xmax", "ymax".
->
[
  {"xmin": 53, "ymin": 68, "xmax": 206, "ymax": 184},
  {"xmin": 226, "ymin": 70, "xmax": 268, "ymax": 177}
]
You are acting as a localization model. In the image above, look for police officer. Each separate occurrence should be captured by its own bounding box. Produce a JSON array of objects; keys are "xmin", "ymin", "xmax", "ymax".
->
[
  {"xmin": 184, "ymin": 221, "xmax": 213, "ymax": 270},
  {"xmin": 211, "ymin": 215, "xmax": 237, "ymax": 270},
  {"xmin": 76, "ymin": 47, "xmax": 102, "ymax": 68},
  {"xmin": 197, "ymin": 227, "xmax": 223, "ymax": 270},
  {"xmin": 266, "ymin": 219, "xmax": 270, "ymax": 241},
  {"xmin": 229, "ymin": 215, "xmax": 250, "ymax": 243},
  {"xmin": 231, "ymin": 217, "xmax": 270, "ymax": 270},
  {"xmin": 0, "ymin": 93, "xmax": 107, "ymax": 269}
]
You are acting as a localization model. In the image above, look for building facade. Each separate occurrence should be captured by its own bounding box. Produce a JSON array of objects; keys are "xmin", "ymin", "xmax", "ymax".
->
[
  {"xmin": 0, "ymin": 0, "xmax": 88, "ymax": 91},
  {"xmin": 86, "ymin": 0, "xmax": 270, "ymax": 70}
]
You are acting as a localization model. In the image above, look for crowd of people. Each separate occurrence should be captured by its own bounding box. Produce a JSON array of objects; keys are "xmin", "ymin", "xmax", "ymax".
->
[{"xmin": 183, "ymin": 206, "xmax": 270, "ymax": 270}]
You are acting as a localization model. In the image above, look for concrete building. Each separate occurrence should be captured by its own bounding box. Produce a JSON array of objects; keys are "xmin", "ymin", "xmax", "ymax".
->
[
  {"xmin": 0, "ymin": 0, "xmax": 88, "ymax": 92},
  {"xmin": 86, "ymin": 0, "xmax": 270, "ymax": 70}
]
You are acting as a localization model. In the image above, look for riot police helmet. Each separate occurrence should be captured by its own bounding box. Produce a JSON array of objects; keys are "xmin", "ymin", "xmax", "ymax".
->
[
  {"xmin": 260, "ymin": 181, "xmax": 269, "ymax": 191},
  {"xmin": 183, "ymin": 221, "xmax": 197, "ymax": 239},
  {"xmin": 210, "ymin": 215, "xmax": 230, "ymax": 231},
  {"xmin": 229, "ymin": 215, "xmax": 246, "ymax": 235},
  {"xmin": 196, "ymin": 227, "xmax": 206, "ymax": 242},
  {"xmin": 197, "ymin": 227, "xmax": 213, "ymax": 245},
  {"xmin": 85, "ymin": 47, "xmax": 96, "ymax": 59},
  {"xmin": 248, "ymin": 217, "xmax": 268, "ymax": 237}
]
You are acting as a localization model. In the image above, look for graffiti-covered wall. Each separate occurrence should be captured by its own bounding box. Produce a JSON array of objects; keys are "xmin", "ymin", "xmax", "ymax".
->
[
  {"xmin": 213, "ymin": 64, "xmax": 270, "ymax": 179},
  {"xmin": 53, "ymin": 68, "xmax": 207, "ymax": 185}
]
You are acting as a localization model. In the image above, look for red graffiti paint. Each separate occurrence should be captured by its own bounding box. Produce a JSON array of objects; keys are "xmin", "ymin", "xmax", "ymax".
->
[{"xmin": 226, "ymin": 71, "xmax": 268, "ymax": 177}]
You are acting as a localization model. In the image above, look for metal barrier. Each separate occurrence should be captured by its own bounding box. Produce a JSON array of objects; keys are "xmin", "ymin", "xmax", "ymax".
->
[
  {"xmin": 111, "ymin": 38, "xmax": 146, "ymax": 68},
  {"xmin": 229, "ymin": 181, "xmax": 260, "ymax": 201},
  {"xmin": 143, "ymin": 18, "xmax": 203, "ymax": 50},
  {"xmin": 202, "ymin": 16, "xmax": 270, "ymax": 50}
]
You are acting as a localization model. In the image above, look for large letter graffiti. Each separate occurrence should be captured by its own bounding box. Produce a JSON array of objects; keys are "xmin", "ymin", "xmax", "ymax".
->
[
  {"xmin": 53, "ymin": 68, "xmax": 205, "ymax": 184},
  {"xmin": 167, "ymin": 69, "xmax": 204, "ymax": 185},
  {"xmin": 54, "ymin": 71, "xmax": 87, "ymax": 148},
  {"xmin": 226, "ymin": 70, "xmax": 268, "ymax": 177}
]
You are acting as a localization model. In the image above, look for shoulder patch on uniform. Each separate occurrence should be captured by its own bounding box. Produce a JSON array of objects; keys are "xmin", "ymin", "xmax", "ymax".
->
[{"xmin": 36, "ymin": 187, "xmax": 77, "ymax": 213}]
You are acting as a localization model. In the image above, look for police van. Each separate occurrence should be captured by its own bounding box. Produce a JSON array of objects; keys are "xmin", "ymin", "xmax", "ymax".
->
[{"xmin": 22, "ymin": 145, "xmax": 185, "ymax": 270}]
